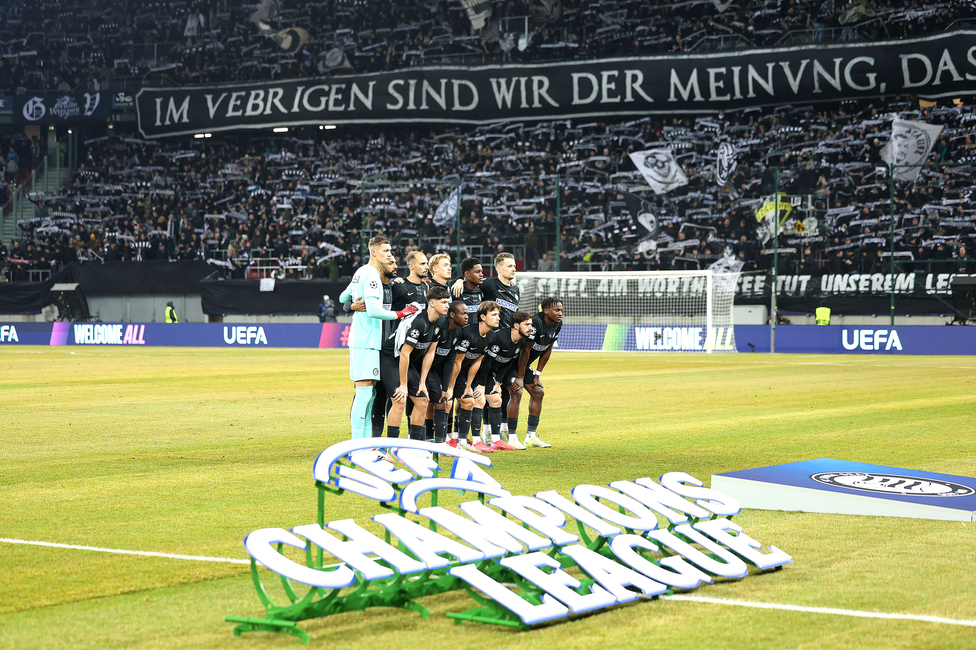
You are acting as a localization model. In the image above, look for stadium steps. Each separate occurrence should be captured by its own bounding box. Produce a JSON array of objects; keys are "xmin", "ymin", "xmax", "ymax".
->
[{"xmin": 1, "ymin": 159, "xmax": 73, "ymax": 247}]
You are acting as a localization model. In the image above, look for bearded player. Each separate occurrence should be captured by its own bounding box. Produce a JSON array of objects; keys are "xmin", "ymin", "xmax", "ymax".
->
[
  {"xmin": 510, "ymin": 297, "xmax": 563, "ymax": 448},
  {"xmin": 482, "ymin": 310, "xmax": 534, "ymax": 450}
]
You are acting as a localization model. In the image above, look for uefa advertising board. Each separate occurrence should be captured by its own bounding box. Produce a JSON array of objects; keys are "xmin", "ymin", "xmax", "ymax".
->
[
  {"xmin": 0, "ymin": 322, "xmax": 974, "ymax": 354},
  {"xmin": 226, "ymin": 438, "xmax": 791, "ymax": 642}
]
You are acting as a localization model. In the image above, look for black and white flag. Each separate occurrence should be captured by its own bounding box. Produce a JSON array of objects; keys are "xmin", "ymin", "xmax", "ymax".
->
[
  {"xmin": 319, "ymin": 48, "xmax": 352, "ymax": 73},
  {"xmin": 624, "ymin": 192, "xmax": 661, "ymax": 243},
  {"xmin": 269, "ymin": 27, "xmax": 310, "ymax": 55},
  {"xmin": 714, "ymin": 142, "xmax": 738, "ymax": 187},
  {"xmin": 708, "ymin": 251, "xmax": 744, "ymax": 291},
  {"xmin": 880, "ymin": 119, "xmax": 944, "ymax": 182},
  {"xmin": 529, "ymin": 0, "xmax": 562, "ymax": 23},
  {"xmin": 250, "ymin": 0, "xmax": 281, "ymax": 28},
  {"xmin": 432, "ymin": 191, "xmax": 459, "ymax": 228},
  {"xmin": 628, "ymin": 149, "xmax": 688, "ymax": 195},
  {"xmin": 460, "ymin": 0, "xmax": 493, "ymax": 30}
]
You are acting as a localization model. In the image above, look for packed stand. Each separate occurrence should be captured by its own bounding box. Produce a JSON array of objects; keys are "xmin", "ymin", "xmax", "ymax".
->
[
  {"xmin": 1, "ymin": 133, "xmax": 49, "ymax": 205},
  {"xmin": 6, "ymin": 95, "xmax": 976, "ymax": 282},
  {"xmin": 2, "ymin": 0, "xmax": 975, "ymax": 94}
]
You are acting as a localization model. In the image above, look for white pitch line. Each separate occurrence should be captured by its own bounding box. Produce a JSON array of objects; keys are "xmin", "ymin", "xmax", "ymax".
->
[
  {"xmin": 664, "ymin": 595, "xmax": 976, "ymax": 627},
  {"xmin": 4, "ymin": 538, "xmax": 974, "ymax": 627},
  {"xmin": 0, "ymin": 538, "xmax": 250, "ymax": 565}
]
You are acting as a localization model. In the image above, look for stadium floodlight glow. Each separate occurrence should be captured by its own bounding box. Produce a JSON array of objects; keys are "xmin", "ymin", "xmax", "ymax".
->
[
  {"xmin": 227, "ymin": 439, "xmax": 791, "ymax": 642},
  {"xmin": 321, "ymin": 124, "xmax": 337, "ymax": 130},
  {"xmin": 273, "ymin": 127, "xmax": 289, "ymax": 133},
  {"xmin": 193, "ymin": 133, "xmax": 212, "ymax": 139}
]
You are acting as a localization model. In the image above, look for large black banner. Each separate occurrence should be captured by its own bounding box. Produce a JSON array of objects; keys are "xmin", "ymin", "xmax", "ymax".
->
[
  {"xmin": 516, "ymin": 271, "xmax": 973, "ymax": 317},
  {"xmin": 200, "ymin": 278, "xmax": 347, "ymax": 315},
  {"xmin": 137, "ymin": 31, "xmax": 976, "ymax": 137},
  {"xmin": 12, "ymin": 91, "xmax": 112, "ymax": 124}
]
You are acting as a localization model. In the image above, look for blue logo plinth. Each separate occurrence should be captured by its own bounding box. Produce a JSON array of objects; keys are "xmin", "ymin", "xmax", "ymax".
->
[{"xmin": 712, "ymin": 459, "xmax": 976, "ymax": 521}]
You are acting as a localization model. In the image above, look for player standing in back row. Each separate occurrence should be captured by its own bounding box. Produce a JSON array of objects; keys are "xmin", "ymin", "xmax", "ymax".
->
[
  {"xmin": 338, "ymin": 236, "xmax": 419, "ymax": 440},
  {"xmin": 481, "ymin": 253, "xmax": 520, "ymax": 328},
  {"xmin": 451, "ymin": 252, "xmax": 519, "ymax": 442},
  {"xmin": 478, "ymin": 252, "xmax": 520, "ymax": 442}
]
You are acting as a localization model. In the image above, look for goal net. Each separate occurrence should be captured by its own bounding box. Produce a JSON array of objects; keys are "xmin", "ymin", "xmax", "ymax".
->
[{"xmin": 516, "ymin": 270, "xmax": 739, "ymax": 353}]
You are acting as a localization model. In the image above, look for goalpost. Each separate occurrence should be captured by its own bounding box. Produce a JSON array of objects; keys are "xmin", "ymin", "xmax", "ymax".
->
[{"xmin": 516, "ymin": 270, "xmax": 739, "ymax": 353}]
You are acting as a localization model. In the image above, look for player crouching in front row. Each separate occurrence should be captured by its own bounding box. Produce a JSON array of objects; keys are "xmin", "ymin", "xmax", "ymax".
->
[
  {"xmin": 509, "ymin": 297, "xmax": 563, "ymax": 448},
  {"xmin": 447, "ymin": 300, "xmax": 498, "ymax": 452},
  {"xmin": 482, "ymin": 310, "xmax": 534, "ymax": 450},
  {"xmin": 385, "ymin": 286, "xmax": 452, "ymax": 442}
]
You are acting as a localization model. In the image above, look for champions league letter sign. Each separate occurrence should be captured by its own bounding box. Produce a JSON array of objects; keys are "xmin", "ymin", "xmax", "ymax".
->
[{"xmin": 227, "ymin": 440, "xmax": 791, "ymax": 642}]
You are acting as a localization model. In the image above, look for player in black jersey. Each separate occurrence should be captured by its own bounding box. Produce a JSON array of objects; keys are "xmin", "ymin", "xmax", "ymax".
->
[
  {"xmin": 479, "ymin": 251, "xmax": 521, "ymax": 442},
  {"xmin": 386, "ymin": 286, "xmax": 451, "ymax": 441},
  {"xmin": 391, "ymin": 250, "xmax": 429, "ymax": 310},
  {"xmin": 511, "ymin": 297, "xmax": 563, "ymax": 448},
  {"xmin": 424, "ymin": 253, "xmax": 453, "ymax": 438},
  {"xmin": 481, "ymin": 310, "xmax": 534, "ymax": 451},
  {"xmin": 445, "ymin": 257, "xmax": 484, "ymax": 439},
  {"xmin": 391, "ymin": 250, "xmax": 433, "ymax": 436},
  {"xmin": 447, "ymin": 300, "xmax": 499, "ymax": 453},
  {"xmin": 427, "ymin": 253, "xmax": 453, "ymax": 291},
  {"xmin": 481, "ymin": 252, "xmax": 521, "ymax": 329},
  {"xmin": 452, "ymin": 256, "xmax": 484, "ymax": 315},
  {"xmin": 428, "ymin": 300, "xmax": 467, "ymax": 445}
]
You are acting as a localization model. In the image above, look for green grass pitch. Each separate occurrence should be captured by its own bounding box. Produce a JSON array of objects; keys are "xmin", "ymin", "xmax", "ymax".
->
[{"xmin": 1, "ymin": 347, "xmax": 974, "ymax": 649}]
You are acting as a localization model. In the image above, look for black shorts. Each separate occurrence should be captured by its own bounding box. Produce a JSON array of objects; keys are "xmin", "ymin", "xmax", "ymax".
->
[
  {"xmin": 473, "ymin": 363, "xmax": 493, "ymax": 392},
  {"xmin": 426, "ymin": 363, "xmax": 452, "ymax": 404},
  {"xmin": 453, "ymin": 362, "xmax": 477, "ymax": 400},
  {"xmin": 495, "ymin": 363, "xmax": 520, "ymax": 389},
  {"xmin": 518, "ymin": 366, "xmax": 541, "ymax": 386},
  {"xmin": 381, "ymin": 355, "xmax": 428, "ymax": 400},
  {"xmin": 379, "ymin": 354, "xmax": 400, "ymax": 396},
  {"xmin": 406, "ymin": 365, "xmax": 428, "ymax": 399},
  {"xmin": 427, "ymin": 367, "xmax": 451, "ymax": 404}
]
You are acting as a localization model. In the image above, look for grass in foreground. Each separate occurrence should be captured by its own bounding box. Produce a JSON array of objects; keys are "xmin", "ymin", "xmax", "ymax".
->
[{"xmin": 0, "ymin": 348, "xmax": 974, "ymax": 649}]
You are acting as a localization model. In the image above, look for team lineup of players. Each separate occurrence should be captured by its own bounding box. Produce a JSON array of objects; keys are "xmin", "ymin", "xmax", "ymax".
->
[{"xmin": 340, "ymin": 235, "xmax": 564, "ymax": 454}]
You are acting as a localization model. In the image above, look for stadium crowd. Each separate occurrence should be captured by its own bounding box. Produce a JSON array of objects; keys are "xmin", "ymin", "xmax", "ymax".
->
[
  {"xmin": 1, "ymin": 0, "xmax": 974, "ymax": 94},
  {"xmin": 3, "ymin": 94, "xmax": 976, "ymax": 282}
]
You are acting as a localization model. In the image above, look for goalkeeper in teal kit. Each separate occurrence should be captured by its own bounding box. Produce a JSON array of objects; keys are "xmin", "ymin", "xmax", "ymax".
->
[{"xmin": 339, "ymin": 235, "xmax": 419, "ymax": 439}]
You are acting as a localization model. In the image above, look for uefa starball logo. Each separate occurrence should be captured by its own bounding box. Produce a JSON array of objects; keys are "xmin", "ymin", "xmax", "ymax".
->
[{"xmin": 810, "ymin": 472, "xmax": 975, "ymax": 497}]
